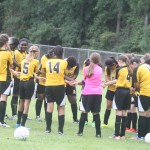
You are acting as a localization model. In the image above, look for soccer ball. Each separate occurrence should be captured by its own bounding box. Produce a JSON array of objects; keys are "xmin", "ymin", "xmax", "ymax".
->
[
  {"xmin": 14, "ymin": 126, "xmax": 29, "ymax": 140},
  {"xmin": 145, "ymin": 133, "xmax": 150, "ymax": 143}
]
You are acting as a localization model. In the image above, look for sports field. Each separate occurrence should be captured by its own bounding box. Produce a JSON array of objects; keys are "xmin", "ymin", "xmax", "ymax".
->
[{"xmin": 0, "ymin": 73, "xmax": 149, "ymax": 150}]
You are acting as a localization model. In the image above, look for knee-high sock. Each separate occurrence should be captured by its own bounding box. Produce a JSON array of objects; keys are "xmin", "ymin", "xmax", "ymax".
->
[
  {"xmin": 94, "ymin": 114, "xmax": 101, "ymax": 136},
  {"xmin": 120, "ymin": 116, "xmax": 127, "ymax": 136},
  {"xmin": 103, "ymin": 109, "xmax": 111, "ymax": 125},
  {"xmin": 35, "ymin": 99, "xmax": 43, "ymax": 116},
  {"xmin": 21, "ymin": 114, "xmax": 27, "ymax": 126},
  {"xmin": 126, "ymin": 112, "xmax": 132, "ymax": 128},
  {"xmin": 11, "ymin": 96, "xmax": 18, "ymax": 116},
  {"xmin": 131, "ymin": 113, "xmax": 137, "ymax": 130},
  {"xmin": 71, "ymin": 103, "xmax": 77, "ymax": 121},
  {"xmin": 115, "ymin": 115, "xmax": 121, "ymax": 136},
  {"xmin": 46, "ymin": 112, "xmax": 52, "ymax": 131},
  {"xmin": 58, "ymin": 115, "xmax": 65, "ymax": 133},
  {"xmin": 0, "ymin": 101, "xmax": 6, "ymax": 123},
  {"xmin": 78, "ymin": 113, "xmax": 87, "ymax": 134}
]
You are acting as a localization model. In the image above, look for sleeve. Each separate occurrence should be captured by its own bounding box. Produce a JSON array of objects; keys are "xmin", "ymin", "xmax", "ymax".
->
[
  {"xmin": 8, "ymin": 52, "xmax": 13, "ymax": 65},
  {"xmin": 74, "ymin": 64, "xmax": 79, "ymax": 75}
]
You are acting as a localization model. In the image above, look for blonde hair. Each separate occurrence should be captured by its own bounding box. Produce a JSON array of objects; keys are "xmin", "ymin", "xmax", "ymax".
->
[
  {"xmin": 26, "ymin": 45, "xmax": 39, "ymax": 62},
  {"xmin": 86, "ymin": 52, "xmax": 101, "ymax": 78}
]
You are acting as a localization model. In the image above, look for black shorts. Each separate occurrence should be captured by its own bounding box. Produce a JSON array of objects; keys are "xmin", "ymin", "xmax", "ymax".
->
[
  {"xmin": 105, "ymin": 90, "xmax": 115, "ymax": 101},
  {"xmin": 80, "ymin": 95, "xmax": 102, "ymax": 113},
  {"xmin": 13, "ymin": 76, "xmax": 20, "ymax": 95},
  {"xmin": 0, "ymin": 81, "xmax": 12, "ymax": 96},
  {"xmin": 115, "ymin": 88, "xmax": 131, "ymax": 110},
  {"xmin": 45, "ymin": 85, "xmax": 65, "ymax": 106},
  {"xmin": 138, "ymin": 95, "xmax": 150, "ymax": 112},
  {"xmin": 36, "ymin": 84, "xmax": 45, "ymax": 94},
  {"xmin": 65, "ymin": 84, "xmax": 76, "ymax": 96},
  {"xmin": 133, "ymin": 95, "xmax": 138, "ymax": 107},
  {"xmin": 19, "ymin": 79, "xmax": 35, "ymax": 100}
]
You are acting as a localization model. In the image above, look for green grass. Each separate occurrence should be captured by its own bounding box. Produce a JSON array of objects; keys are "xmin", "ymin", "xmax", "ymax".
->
[{"xmin": 0, "ymin": 73, "xmax": 149, "ymax": 150}]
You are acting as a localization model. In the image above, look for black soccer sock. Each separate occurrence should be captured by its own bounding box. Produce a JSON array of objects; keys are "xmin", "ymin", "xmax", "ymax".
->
[
  {"xmin": 78, "ymin": 113, "xmax": 87, "ymax": 134},
  {"xmin": 44, "ymin": 100, "xmax": 47, "ymax": 119},
  {"xmin": 35, "ymin": 99, "xmax": 43, "ymax": 116},
  {"xmin": 94, "ymin": 114, "xmax": 101, "ymax": 136},
  {"xmin": 126, "ymin": 112, "xmax": 132, "ymax": 128},
  {"xmin": 103, "ymin": 109, "xmax": 111, "ymax": 125},
  {"xmin": 71, "ymin": 103, "xmax": 77, "ymax": 121},
  {"xmin": 21, "ymin": 114, "xmax": 27, "ymax": 126},
  {"xmin": 138, "ymin": 116, "xmax": 147, "ymax": 137},
  {"xmin": 46, "ymin": 112, "xmax": 52, "ymax": 131},
  {"xmin": 120, "ymin": 116, "xmax": 127, "ymax": 136},
  {"xmin": 58, "ymin": 115, "xmax": 65, "ymax": 133},
  {"xmin": 132, "ymin": 113, "xmax": 137, "ymax": 130},
  {"xmin": 17, "ymin": 111, "xmax": 23, "ymax": 124},
  {"xmin": 147, "ymin": 117, "xmax": 150, "ymax": 133},
  {"xmin": 0, "ymin": 101, "xmax": 6, "ymax": 123},
  {"xmin": 115, "ymin": 115, "xmax": 121, "ymax": 136},
  {"xmin": 11, "ymin": 96, "xmax": 18, "ymax": 116}
]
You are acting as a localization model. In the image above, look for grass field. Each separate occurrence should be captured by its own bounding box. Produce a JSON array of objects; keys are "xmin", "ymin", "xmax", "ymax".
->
[{"xmin": 0, "ymin": 73, "xmax": 149, "ymax": 150}]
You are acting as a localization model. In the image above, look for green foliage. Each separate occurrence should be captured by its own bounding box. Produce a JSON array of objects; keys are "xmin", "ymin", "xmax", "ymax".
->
[{"xmin": 0, "ymin": 0, "xmax": 150, "ymax": 53}]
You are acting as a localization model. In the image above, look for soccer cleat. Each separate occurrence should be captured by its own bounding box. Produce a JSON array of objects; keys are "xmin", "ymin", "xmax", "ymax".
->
[
  {"xmin": 1, "ymin": 122, "xmax": 10, "ymax": 127},
  {"xmin": 73, "ymin": 120, "xmax": 79, "ymax": 124},
  {"xmin": 10, "ymin": 115, "xmax": 17, "ymax": 120},
  {"xmin": 125, "ymin": 128, "xmax": 130, "ymax": 132},
  {"xmin": 131, "ymin": 136, "xmax": 144, "ymax": 141},
  {"xmin": 4, "ymin": 114, "xmax": 9, "ymax": 119},
  {"xmin": 92, "ymin": 121, "xmax": 95, "ymax": 128},
  {"xmin": 109, "ymin": 135, "xmax": 120, "ymax": 140},
  {"xmin": 45, "ymin": 130, "xmax": 51, "ymax": 133},
  {"xmin": 96, "ymin": 134, "xmax": 101, "ymax": 138},
  {"xmin": 101, "ymin": 124, "xmax": 108, "ymax": 128},
  {"xmin": 27, "ymin": 117, "xmax": 32, "ymax": 120},
  {"xmin": 15, "ymin": 124, "xmax": 21, "ymax": 128},
  {"xmin": 35, "ymin": 116, "xmax": 42, "ymax": 122},
  {"xmin": 77, "ymin": 132, "xmax": 83, "ymax": 136},
  {"xmin": 58, "ymin": 131, "xmax": 64, "ymax": 135},
  {"xmin": 120, "ymin": 136, "xmax": 126, "ymax": 140},
  {"xmin": 129, "ymin": 128, "xmax": 137, "ymax": 133}
]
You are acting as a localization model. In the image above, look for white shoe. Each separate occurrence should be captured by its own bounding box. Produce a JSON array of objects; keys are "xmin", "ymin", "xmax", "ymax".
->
[
  {"xmin": 10, "ymin": 115, "xmax": 17, "ymax": 120},
  {"xmin": 35, "ymin": 116, "xmax": 42, "ymax": 122},
  {"xmin": 0, "ymin": 122, "xmax": 10, "ymax": 128}
]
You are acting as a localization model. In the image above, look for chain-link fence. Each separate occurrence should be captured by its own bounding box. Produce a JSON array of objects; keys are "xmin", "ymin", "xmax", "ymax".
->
[{"xmin": 31, "ymin": 44, "xmax": 143, "ymax": 69}]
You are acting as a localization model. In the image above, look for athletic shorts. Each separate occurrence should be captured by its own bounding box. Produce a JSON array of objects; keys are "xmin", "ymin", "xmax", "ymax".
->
[
  {"xmin": 105, "ymin": 90, "xmax": 115, "ymax": 101},
  {"xmin": 138, "ymin": 95, "xmax": 150, "ymax": 112},
  {"xmin": 0, "ymin": 81, "xmax": 12, "ymax": 96},
  {"xmin": 79, "ymin": 95, "xmax": 102, "ymax": 113},
  {"xmin": 19, "ymin": 79, "xmax": 35, "ymax": 100},
  {"xmin": 13, "ymin": 76, "xmax": 20, "ymax": 95},
  {"xmin": 36, "ymin": 84, "xmax": 45, "ymax": 94},
  {"xmin": 114, "ymin": 88, "xmax": 131, "ymax": 110},
  {"xmin": 45, "ymin": 85, "xmax": 66, "ymax": 106},
  {"xmin": 133, "ymin": 95, "xmax": 138, "ymax": 107},
  {"xmin": 65, "ymin": 84, "xmax": 76, "ymax": 96}
]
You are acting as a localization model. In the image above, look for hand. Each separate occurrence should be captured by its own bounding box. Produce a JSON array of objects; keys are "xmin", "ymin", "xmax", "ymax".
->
[{"xmin": 38, "ymin": 77, "xmax": 46, "ymax": 82}]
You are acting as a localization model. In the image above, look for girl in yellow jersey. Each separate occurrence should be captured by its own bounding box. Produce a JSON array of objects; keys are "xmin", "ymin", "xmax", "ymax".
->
[
  {"xmin": 15, "ymin": 45, "xmax": 40, "ymax": 128},
  {"xmin": 0, "ymin": 34, "xmax": 13, "ymax": 127},
  {"xmin": 102, "ymin": 57, "xmax": 118, "ymax": 128},
  {"xmin": 42, "ymin": 45, "xmax": 67, "ymax": 134},
  {"xmin": 105, "ymin": 55, "xmax": 132, "ymax": 139},
  {"xmin": 35, "ymin": 49, "xmax": 54, "ymax": 121},
  {"xmin": 65, "ymin": 56, "xmax": 79, "ymax": 123}
]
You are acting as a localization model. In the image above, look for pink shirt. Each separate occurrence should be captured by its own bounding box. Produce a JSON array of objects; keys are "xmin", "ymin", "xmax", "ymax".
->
[{"xmin": 82, "ymin": 64, "xmax": 103, "ymax": 95}]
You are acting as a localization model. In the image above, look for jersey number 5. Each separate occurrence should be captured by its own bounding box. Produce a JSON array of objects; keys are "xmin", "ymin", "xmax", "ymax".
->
[
  {"xmin": 23, "ymin": 62, "xmax": 29, "ymax": 74},
  {"xmin": 49, "ymin": 62, "xmax": 60, "ymax": 74}
]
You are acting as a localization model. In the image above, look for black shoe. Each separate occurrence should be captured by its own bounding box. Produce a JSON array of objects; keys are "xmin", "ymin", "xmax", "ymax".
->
[{"xmin": 77, "ymin": 132, "xmax": 83, "ymax": 136}]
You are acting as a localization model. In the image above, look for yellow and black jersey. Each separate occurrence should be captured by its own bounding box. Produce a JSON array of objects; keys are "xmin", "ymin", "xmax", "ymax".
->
[
  {"xmin": 10, "ymin": 50, "xmax": 15, "ymax": 59},
  {"xmin": 65, "ymin": 63, "xmax": 79, "ymax": 78},
  {"xmin": 38, "ymin": 55, "xmax": 49, "ymax": 86},
  {"xmin": 115, "ymin": 66, "xmax": 132, "ymax": 88},
  {"xmin": 134, "ymin": 64, "xmax": 150, "ymax": 97},
  {"xmin": 20, "ymin": 58, "xmax": 39, "ymax": 81},
  {"xmin": 105, "ymin": 67, "xmax": 116, "ymax": 92},
  {"xmin": 14, "ymin": 50, "xmax": 28, "ymax": 72},
  {"xmin": 42, "ymin": 58, "xmax": 68, "ymax": 86},
  {"xmin": 0, "ymin": 49, "xmax": 13, "ymax": 81}
]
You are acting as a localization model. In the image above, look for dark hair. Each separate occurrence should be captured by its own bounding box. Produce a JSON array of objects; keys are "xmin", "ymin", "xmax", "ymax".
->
[
  {"xmin": 19, "ymin": 38, "xmax": 29, "ymax": 44},
  {"xmin": 0, "ymin": 34, "xmax": 9, "ymax": 48},
  {"xmin": 45, "ymin": 48, "xmax": 54, "ymax": 59},
  {"xmin": 140, "ymin": 53, "xmax": 150, "ymax": 63},
  {"xmin": 67, "ymin": 56, "xmax": 77, "ymax": 68},
  {"xmin": 130, "ymin": 58, "xmax": 141, "ymax": 64},
  {"xmin": 145, "ymin": 58, "xmax": 150, "ymax": 65},
  {"xmin": 9, "ymin": 37, "xmax": 19, "ymax": 46},
  {"xmin": 54, "ymin": 45, "xmax": 63, "ymax": 58},
  {"xmin": 84, "ymin": 58, "xmax": 90, "ymax": 67},
  {"xmin": 105, "ymin": 57, "xmax": 118, "ymax": 76}
]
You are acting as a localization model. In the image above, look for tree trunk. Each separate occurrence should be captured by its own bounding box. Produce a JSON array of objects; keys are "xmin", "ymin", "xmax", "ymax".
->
[
  {"xmin": 116, "ymin": 12, "xmax": 121, "ymax": 33},
  {"xmin": 144, "ymin": 12, "xmax": 148, "ymax": 27}
]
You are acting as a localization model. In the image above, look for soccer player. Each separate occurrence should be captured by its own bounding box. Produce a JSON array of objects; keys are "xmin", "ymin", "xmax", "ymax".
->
[
  {"xmin": 0, "ymin": 34, "xmax": 13, "ymax": 127},
  {"xmin": 72, "ymin": 52, "xmax": 103, "ymax": 138},
  {"xmin": 43, "ymin": 45, "xmax": 67, "ymax": 134},
  {"xmin": 132, "ymin": 55, "xmax": 150, "ymax": 140},
  {"xmin": 102, "ymin": 57, "xmax": 118, "ymax": 128},
  {"xmin": 10, "ymin": 38, "xmax": 29, "ymax": 120},
  {"xmin": 126, "ymin": 58, "xmax": 140, "ymax": 133},
  {"xmin": 65, "ymin": 56, "xmax": 79, "ymax": 123},
  {"xmin": 35, "ymin": 49, "xmax": 54, "ymax": 121},
  {"xmin": 15, "ymin": 45, "xmax": 40, "ymax": 128},
  {"xmin": 105, "ymin": 55, "xmax": 132, "ymax": 140}
]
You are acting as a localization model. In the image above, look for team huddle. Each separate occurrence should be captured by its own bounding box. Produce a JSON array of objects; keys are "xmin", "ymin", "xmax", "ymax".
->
[{"xmin": 0, "ymin": 33, "xmax": 150, "ymax": 140}]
